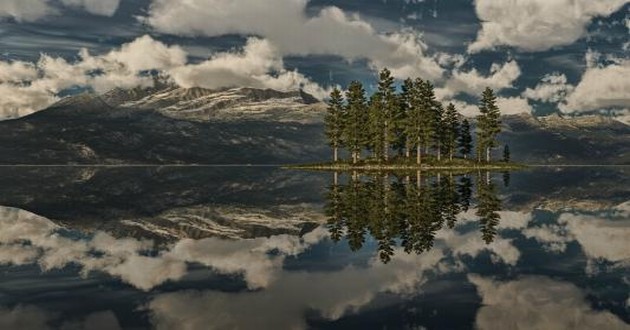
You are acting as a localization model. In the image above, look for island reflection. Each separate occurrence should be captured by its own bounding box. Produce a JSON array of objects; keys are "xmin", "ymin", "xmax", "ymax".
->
[{"xmin": 326, "ymin": 171, "xmax": 504, "ymax": 263}]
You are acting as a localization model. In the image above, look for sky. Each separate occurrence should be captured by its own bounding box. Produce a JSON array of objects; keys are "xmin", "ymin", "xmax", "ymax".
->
[{"xmin": 0, "ymin": 0, "xmax": 628, "ymax": 120}]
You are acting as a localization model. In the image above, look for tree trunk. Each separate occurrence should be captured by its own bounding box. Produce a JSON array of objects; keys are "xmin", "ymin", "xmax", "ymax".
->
[
  {"xmin": 333, "ymin": 147, "xmax": 338, "ymax": 162},
  {"xmin": 437, "ymin": 144, "xmax": 441, "ymax": 162},
  {"xmin": 486, "ymin": 147, "xmax": 490, "ymax": 163},
  {"xmin": 383, "ymin": 121, "xmax": 389, "ymax": 162},
  {"xmin": 449, "ymin": 150, "xmax": 453, "ymax": 161},
  {"xmin": 333, "ymin": 171, "xmax": 339, "ymax": 186},
  {"xmin": 352, "ymin": 151, "xmax": 358, "ymax": 164},
  {"xmin": 416, "ymin": 144, "xmax": 421, "ymax": 165},
  {"xmin": 405, "ymin": 140, "xmax": 411, "ymax": 159}
]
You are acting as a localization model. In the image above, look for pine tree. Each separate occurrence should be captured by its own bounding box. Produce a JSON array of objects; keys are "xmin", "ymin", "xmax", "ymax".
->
[
  {"xmin": 476, "ymin": 87, "xmax": 502, "ymax": 162},
  {"xmin": 376, "ymin": 68, "xmax": 397, "ymax": 161},
  {"xmin": 343, "ymin": 81, "xmax": 368, "ymax": 164},
  {"xmin": 398, "ymin": 78, "xmax": 414, "ymax": 158},
  {"xmin": 432, "ymin": 101, "xmax": 445, "ymax": 162},
  {"xmin": 419, "ymin": 80, "xmax": 436, "ymax": 158},
  {"xmin": 367, "ymin": 93, "xmax": 385, "ymax": 161},
  {"xmin": 458, "ymin": 119, "xmax": 473, "ymax": 159},
  {"xmin": 325, "ymin": 87, "xmax": 345, "ymax": 162},
  {"xmin": 442, "ymin": 103, "xmax": 460, "ymax": 161},
  {"xmin": 475, "ymin": 172, "xmax": 501, "ymax": 244},
  {"xmin": 503, "ymin": 144, "xmax": 510, "ymax": 162},
  {"xmin": 404, "ymin": 78, "xmax": 425, "ymax": 165}
]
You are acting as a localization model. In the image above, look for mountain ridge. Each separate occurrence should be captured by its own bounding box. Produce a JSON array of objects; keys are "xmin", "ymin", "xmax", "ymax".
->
[{"xmin": 0, "ymin": 86, "xmax": 627, "ymax": 165}]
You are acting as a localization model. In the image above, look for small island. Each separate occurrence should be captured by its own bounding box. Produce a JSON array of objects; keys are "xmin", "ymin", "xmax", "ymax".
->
[{"xmin": 288, "ymin": 68, "xmax": 524, "ymax": 172}]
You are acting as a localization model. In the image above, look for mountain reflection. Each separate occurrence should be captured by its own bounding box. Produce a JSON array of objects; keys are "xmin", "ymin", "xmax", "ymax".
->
[{"xmin": 326, "ymin": 171, "xmax": 502, "ymax": 263}]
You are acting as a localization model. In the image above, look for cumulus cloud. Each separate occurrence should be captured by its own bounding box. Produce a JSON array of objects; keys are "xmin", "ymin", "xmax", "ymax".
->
[
  {"xmin": 0, "ymin": 206, "xmax": 328, "ymax": 291},
  {"xmin": 559, "ymin": 59, "xmax": 630, "ymax": 114},
  {"xmin": 0, "ymin": 305, "xmax": 121, "ymax": 330},
  {"xmin": 469, "ymin": 275, "xmax": 630, "ymax": 329},
  {"xmin": 170, "ymin": 38, "xmax": 329, "ymax": 99},
  {"xmin": 0, "ymin": 0, "xmax": 122, "ymax": 21},
  {"xmin": 60, "ymin": 0, "xmax": 120, "ymax": 16},
  {"xmin": 0, "ymin": 0, "xmax": 54, "ymax": 22},
  {"xmin": 148, "ymin": 249, "xmax": 446, "ymax": 330},
  {"xmin": 522, "ymin": 202, "xmax": 630, "ymax": 271},
  {"xmin": 446, "ymin": 96, "xmax": 532, "ymax": 118},
  {"xmin": 469, "ymin": 0, "xmax": 629, "ymax": 52},
  {"xmin": 142, "ymin": 0, "xmax": 444, "ymax": 80},
  {"xmin": 0, "ymin": 35, "xmax": 327, "ymax": 120},
  {"xmin": 522, "ymin": 73, "xmax": 575, "ymax": 103},
  {"xmin": 437, "ymin": 60, "xmax": 521, "ymax": 99}
]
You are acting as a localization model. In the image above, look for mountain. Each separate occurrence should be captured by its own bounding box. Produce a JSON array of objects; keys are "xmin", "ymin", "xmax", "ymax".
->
[
  {"xmin": 0, "ymin": 166, "xmax": 328, "ymax": 242},
  {"xmin": 0, "ymin": 85, "xmax": 628, "ymax": 165},
  {"xmin": 500, "ymin": 113, "xmax": 630, "ymax": 164},
  {"xmin": 0, "ymin": 86, "xmax": 329, "ymax": 165}
]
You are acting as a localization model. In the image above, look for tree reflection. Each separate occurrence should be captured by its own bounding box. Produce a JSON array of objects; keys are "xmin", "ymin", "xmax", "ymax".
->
[{"xmin": 326, "ymin": 171, "xmax": 503, "ymax": 263}]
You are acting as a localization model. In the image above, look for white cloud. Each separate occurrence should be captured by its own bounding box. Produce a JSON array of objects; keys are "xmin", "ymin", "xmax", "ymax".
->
[
  {"xmin": 521, "ymin": 202, "xmax": 630, "ymax": 272},
  {"xmin": 147, "ymin": 249, "xmax": 446, "ymax": 330},
  {"xmin": 496, "ymin": 96, "xmax": 533, "ymax": 115},
  {"xmin": 522, "ymin": 73, "xmax": 575, "ymax": 103},
  {"xmin": 170, "ymin": 38, "xmax": 329, "ymax": 99},
  {"xmin": 143, "ymin": 0, "xmax": 444, "ymax": 80},
  {"xmin": 469, "ymin": 0, "xmax": 629, "ymax": 52},
  {"xmin": 445, "ymin": 96, "xmax": 532, "ymax": 118},
  {"xmin": 560, "ymin": 60, "xmax": 630, "ymax": 114},
  {"xmin": 0, "ymin": 0, "xmax": 122, "ymax": 21},
  {"xmin": 60, "ymin": 0, "xmax": 120, "ymax": 16},
  {"xmin": 0, "ymin": 0, "xmax": 54, "ymax": 22},
  {"xmin": 436, "ymin": 60, "xmax": 521, "ymax": 99},
  {"xmin": 0, "ymin": 206, "xmax": 329, "ymax": 291},
  {"xmin": 0, "ymin": 305, "xmax": 121, "ymax": 330},
  {"xmin": 469, "ymin": 275, "xmax": 630, "ymax": 329},
  {"xmin": 0, "ymin": 35, "xmax": 328, "ymax": 120}
]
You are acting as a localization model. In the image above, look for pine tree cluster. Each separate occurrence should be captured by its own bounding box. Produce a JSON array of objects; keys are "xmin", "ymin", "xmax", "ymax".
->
[{"xmin": 325, "ymin": 68, "xmax": 506, "ymax": 164}]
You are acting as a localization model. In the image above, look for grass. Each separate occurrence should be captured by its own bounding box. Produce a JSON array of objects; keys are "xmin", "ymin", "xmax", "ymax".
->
[{"xmin": 284, "ymin": 155, "xmax": 527, "ymax": 172}]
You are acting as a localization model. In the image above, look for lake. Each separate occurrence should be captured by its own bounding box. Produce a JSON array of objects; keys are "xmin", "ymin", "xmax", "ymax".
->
[{"xmin": 0, "ymin": 166, "xmax": 628, "ymax": 329}]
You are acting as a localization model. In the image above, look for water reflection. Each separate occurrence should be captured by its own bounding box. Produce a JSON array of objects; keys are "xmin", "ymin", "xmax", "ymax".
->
[
  {"xmin": 0, "ymin": 167, "xmax": 628, "ymax": 329},
  {"xmin": 326, "ymin": 171, "xmax": 503, "ymax": 263}
]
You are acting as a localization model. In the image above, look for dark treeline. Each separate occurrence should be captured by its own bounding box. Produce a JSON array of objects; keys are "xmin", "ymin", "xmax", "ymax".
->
[
  {"xmin": 325, "ymin": 68, "xmax": 505, "ymax": 165},
  {"xmin": 325, "ymin": 171, "xmax": 502, "ymax": 263}
]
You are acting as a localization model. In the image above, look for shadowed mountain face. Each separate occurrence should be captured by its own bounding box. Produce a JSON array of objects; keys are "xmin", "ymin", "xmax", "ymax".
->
[
  {"xmin": 0, "ymin": 166, "xmax": 328, "ymax": 242},
  {"xmin": 0, "ymin": 86, "xmax": 628, "ymax": 165},
  {"xmin": 0, "ymin": 87, "xmax": 328, "ymax": 165},
  {"xmin": 500, "ymin": 114, "xmax": 630, "ymax": 165}
]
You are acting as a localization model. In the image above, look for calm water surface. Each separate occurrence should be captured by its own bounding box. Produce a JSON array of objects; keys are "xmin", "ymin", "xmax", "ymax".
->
[{"xmin": 0, "ymin": 166, "xmax": 628, "ymax": 329}]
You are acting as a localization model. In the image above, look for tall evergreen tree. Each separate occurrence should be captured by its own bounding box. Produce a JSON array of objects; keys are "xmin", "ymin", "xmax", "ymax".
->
[
  {"xmin": 419, "ymin": 80, "xmax": 437, "ymax": 158},
  {"xmin": 503, "ymin": 144, "xmax": 510, "ymax": 162},
  {"xmin": 367, "ymin": 93, "xmax": 385, "ymax": 160},
  {"xmin": 476, "ymin": 87, "xmax": 502, "ymax": 162},
  {"xmin": 458, "ymin": 119, "xmax": 473, "ymax": 159},
  {"xmin": 442, "ymin": 103, "xmax": 460, "ymax": 161},
  {"xmin": 404, "ymin": 78, "xmax": 425, "ymax": 165},
  {"xmin": 398, "ymin": 78, "xmax": 414, "ymax": 158},
  {"xmin": 376, "ymin": 68, "xmax": 397, "ymax": 161},
  {"xmin": 475, "ymin": 172, "xmax": 501, "ymax": 244},
  {"xmin": 432, "ymin": 101, "xmax": 445, "ymax": 161},
  {"xmin": 343, "ymin": 81, "xmax": 368, "ymax": 164},
  {"xmin": 325, "ymin": 87, "xmax": 345, "ymax": 162}
]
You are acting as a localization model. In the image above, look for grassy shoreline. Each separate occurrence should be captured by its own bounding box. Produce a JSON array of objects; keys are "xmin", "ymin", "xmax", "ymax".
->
[{"xmin": 284, "ymin": 158, "xmax": 527, "ymax": 172}]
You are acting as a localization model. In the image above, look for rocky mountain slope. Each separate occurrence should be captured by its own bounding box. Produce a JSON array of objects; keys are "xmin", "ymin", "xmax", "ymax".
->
[
  {"xmin": 0, "ymin": 166, "xmax": 329, "ymax": 242},
  {"xmin": 0, "ymin": 86, "xmax": 329, "ymax": 165},
  {"xmin": 501, "ymin": 113, "xmax": 629, "ymax": 164}
]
